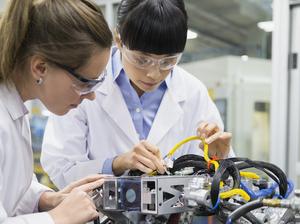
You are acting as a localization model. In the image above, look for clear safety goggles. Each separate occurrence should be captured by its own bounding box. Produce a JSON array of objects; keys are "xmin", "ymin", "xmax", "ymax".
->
[
  {"xmin": 54, "ymin": 62, "xmax": 107, "ymax": 95},
  {"xmin": 121, "ymin": 45, "xmax": 182, "ymax": 71}
]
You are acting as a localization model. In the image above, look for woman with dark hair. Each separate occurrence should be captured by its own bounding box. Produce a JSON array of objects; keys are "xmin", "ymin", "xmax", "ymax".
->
[
  {"xmin": 41, "ymin": 0, "xmax": 234, "ymax": 187},
  {"xmin": 0, "ymin": 0, "xmax": 112, "ymax": 223}
]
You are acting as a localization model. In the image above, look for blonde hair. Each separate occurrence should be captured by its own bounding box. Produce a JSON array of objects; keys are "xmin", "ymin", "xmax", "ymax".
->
[{"xmin": 0, "ymin": 0, "xmax": 112, "ymax": 83}]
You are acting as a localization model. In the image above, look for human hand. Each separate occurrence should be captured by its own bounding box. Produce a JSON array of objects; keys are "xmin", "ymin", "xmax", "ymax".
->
[
  {"xmin": 48, "ymin": 189, "xmax": 98, "ymax": 224},
  {"xmin": 197, "ymin": 122, "xmax": 232, "ymax": 159},
  {"xmin": 47, "ymin": 174, "xmax": 106, "ymax": 224},
  {"xmin": 112, "ymin": 140, "xmax": 164, "ymax": 175},
  {"xmin": 40, "ymin": 174, "xmax": 104, "ymax": 211}
]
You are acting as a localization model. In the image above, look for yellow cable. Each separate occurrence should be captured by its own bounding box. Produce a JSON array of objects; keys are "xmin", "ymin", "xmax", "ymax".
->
[
  {"xmin": 220, "ymin": 188, "xmax": 250, "ymax": 201},
  {"xmin": 240, "ymin": 171, "xmax": 260, "ymax": 179},
  {"xmin": 167, "ymin": 136, "xmax": 200, "ymax": 157},
  {"xmin": 166, "ymin": 136, "xmax": 219, "ymax": 171},
  {"xmin": 202, "ymin": 137, "xmax": 219, "ymax": 171}
]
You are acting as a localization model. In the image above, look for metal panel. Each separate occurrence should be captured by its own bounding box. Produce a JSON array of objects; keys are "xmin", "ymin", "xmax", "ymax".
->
[
  {"xmin": 270, "ymin": 0, "xmax": 290, "ymax": 172},
  {"xmin": 288, "ymin": 5, "xmax": 300, "ymax": 185},
  {"xmin": 272, "ymin": 0, "xmax": 300, "ymax": 187}
]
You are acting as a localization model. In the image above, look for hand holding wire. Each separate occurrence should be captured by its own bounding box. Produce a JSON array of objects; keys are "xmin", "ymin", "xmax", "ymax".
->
[{"xmin": 197, "ymin": 122, "xmax": 231, "ymax": 159}]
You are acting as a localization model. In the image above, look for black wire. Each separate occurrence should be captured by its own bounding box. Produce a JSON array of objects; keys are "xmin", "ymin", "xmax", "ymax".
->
[
  {"xmin": 173, "ymin": 154, "xmax": 206, "ymax": 164},
  {"xmin": 226, "ymin": 198, "xmax": 264, "ymax": 223},
  {"xmin": 211, "ymin": 160, "xmax": 241, "ymax": 207},
  {"xmin": 236, "ymin": 161, "xmax": 281, "ymax": 187},
  {"xmin": 233, "ymin": 159, "xmax": 288, "ymax": 197},
  {"xmin": 226, "ymin": 157, "xmax": 288, "ymax": 198},
  {"xmin": 171, "ymin": 154, "xmax": 215, "ymax": 175},
  {"xmin": 217, "ymin": 201, "xmax": 264, "ymax": 224},
  {"xmin": 94, "ymin": 218, "xmax": 100, "ymax": 224}
]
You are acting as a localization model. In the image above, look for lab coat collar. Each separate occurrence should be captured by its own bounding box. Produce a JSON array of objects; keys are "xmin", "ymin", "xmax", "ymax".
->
[
  {"xmin": 0, "ymin": 82, "xmax": 28, "ymax": 121},
  {"xmin": 165, "ymin": 66, "xmax": 187, "ymax": 103},
  {"xmin": 111, "ymin": 47, "xmax": 123, "ymax": 82},
  {"xmin": 95, "ymin": 48, "xmax": 115, "ymax": 96}
]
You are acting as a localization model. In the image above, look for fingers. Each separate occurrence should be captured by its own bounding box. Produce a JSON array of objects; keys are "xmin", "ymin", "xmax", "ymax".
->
[
  {"xmin": 200, "ymin": 131, "xmax": 232, "ymax": 159},
  {"xmin": 135, "ymin": 161, "xmax": 153, "ymax": 174},
  {"xmin": 74, "ymin": 179, "xmax": 105, "ymax": 193},
  {"xmin": 197, "ymin": 122, "xmax": 220, "ymax": 139},
  {"xmin": 135, "ymin": 153, "xmax": 157, "ymax": 171},
  {"xmin": 139, "ymin": 141, "xmax": 165, "ymax": 174},
  {"xmin": 141, "ymin": 141, "xmax": 160, "ymax": 156},
  {"xmin": 63, "ymin": 174, "xmax": 106, "ymax": 193},
  {"xmin": 218, "ymin": 132, "xmax": 232, "ymax": 146},
  {"xmin": 220, "ymin": 132, "xmax": 232, "ymax": 139},
  {"xmin": 205, "ymin": 131, "xmax": 222, "ymax": 144},
  {"xmin": 72, "ymin": 191, "xmax": 99, "ymax": 220}
]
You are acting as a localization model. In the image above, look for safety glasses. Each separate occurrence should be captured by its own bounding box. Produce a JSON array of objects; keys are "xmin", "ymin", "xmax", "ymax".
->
[
  {"xmin": 54, "ymin": 62, "xmax": 107, "ymax": 95},
  {"xmin": 121, "ymin": 45, "xmax": 182, "ymax": 71}
]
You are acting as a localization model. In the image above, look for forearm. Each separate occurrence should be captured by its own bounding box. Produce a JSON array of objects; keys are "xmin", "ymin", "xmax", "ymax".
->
[
  {"xmin": 38, "ymin": 192, "xmax": 64, "ymax": 212},
  {"xmin": 112, "ymin": 154, "xmax": 129, "ymax": 176}
]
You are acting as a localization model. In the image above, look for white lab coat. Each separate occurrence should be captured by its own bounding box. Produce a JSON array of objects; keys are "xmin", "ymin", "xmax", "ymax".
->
[
  {"xmin": 41, "ymin": 52, "xmax": 234, "ymax": 189},
  {"xmin": 0, "ymin": 83, "xmax": 54, "ymax": 224}
]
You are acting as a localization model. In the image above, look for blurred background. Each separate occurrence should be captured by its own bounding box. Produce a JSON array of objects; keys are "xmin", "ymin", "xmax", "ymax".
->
[{"xmin": 1, "ymin": 0, "xmax": 298, "ymax": 188}]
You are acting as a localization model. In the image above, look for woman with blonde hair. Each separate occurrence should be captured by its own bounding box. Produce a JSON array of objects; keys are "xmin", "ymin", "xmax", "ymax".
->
[{"xmin": 0, "ymin": 0, "xmax": 112, "ymax": 223}]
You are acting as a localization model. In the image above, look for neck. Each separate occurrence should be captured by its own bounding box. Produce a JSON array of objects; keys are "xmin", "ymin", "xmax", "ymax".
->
[
  {"xmin": 12, "ymin": 73, "xmax": 37, "ymax": 102},
  {"xmin": 130, "ymin": 80, "xmax": 144, "ymax": 97}
]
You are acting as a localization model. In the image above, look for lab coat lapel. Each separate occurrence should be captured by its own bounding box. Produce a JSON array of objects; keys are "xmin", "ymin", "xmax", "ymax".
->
[
  {"xmin": 97, "ymin": 50, "xmax": 139, "ymax": 144},
  {"xmin": 147, "ymin": 68, "xmax": 186, "ymax": 145},
  {"xmin": 147, "ymin": 90, "xmax": 183, "ymax": 145},
  {"xmin": 100, "ymin": 79, "xmax": 139, "ymax": 144}
]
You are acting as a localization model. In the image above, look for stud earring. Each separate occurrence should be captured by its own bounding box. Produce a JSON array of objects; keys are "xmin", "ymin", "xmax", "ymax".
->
[{"xmin": 36, "ymin": 78, "xmax": 43, "ymax": 85}]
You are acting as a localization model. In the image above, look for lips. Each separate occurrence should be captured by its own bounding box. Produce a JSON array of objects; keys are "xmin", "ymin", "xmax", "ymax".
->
[{"xmin": 140, "ymin": 80, "xmax": 158, "ymax": 87}]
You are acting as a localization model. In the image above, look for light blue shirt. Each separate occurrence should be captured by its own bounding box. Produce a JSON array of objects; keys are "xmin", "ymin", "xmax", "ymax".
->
[{"xmin": 102, "ymin": 49, "xmax": 169, "ymax": 174}]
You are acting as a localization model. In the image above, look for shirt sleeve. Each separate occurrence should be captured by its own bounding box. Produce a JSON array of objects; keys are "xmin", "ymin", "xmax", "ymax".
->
[
  {"xmin": 0, "ymin": 209, "xmax": 54, "ymax": 224},
  {"xmin": 0, "ymin": 157, "xmax": 54, "ymax": 224},
  {"xmin": 14, "ymin": 175, "xmax": 53, "ymax": 215},
  {"xmin": 41, "ymin": 107, "xmax": 103, "ymax": 189},
  {"xmin": 102, "ymin": 157, "xmax": 115, "ymax": 175}
]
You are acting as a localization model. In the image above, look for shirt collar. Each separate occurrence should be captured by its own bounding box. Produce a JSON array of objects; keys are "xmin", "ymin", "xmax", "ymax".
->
[{"xmin": 0, "ymin": 82, "xmax": 28, "ymax": 120}]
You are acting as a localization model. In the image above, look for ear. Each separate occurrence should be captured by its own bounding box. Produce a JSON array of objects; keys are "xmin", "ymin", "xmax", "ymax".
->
[
  {"xmin": 30, "ymin": 56, "xmax": 48, "ymax": 81},
  {"xmin": 113, "ymin": 28, "xmax": 122, "ymax": 50}
]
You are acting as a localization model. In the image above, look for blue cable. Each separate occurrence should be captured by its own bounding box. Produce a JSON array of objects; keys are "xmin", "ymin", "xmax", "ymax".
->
[
  {"xmin": 208, "ymin": 197, "xmax": 220, "ymax": 211},
  {"xmin": 240, "ymin": 181, "xmax": 278, "ymax": 200},
  {"xmin": 273, "ymin": 180, "xmax": 294, "ymax": 199},
  {"xmin": 284, "ymin": 179, "xmax": 294, "ymax": 198},
  {"xmin": 240, "ymin": 182, "xmax": 257, "ymax": 199},
  {"xmin": 226, "ymin": 218, "xmax": 232, "ymax": 224},
  {"xmin": 256, "ymin": 182, "xmax": 277, "ymax": 198}
]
